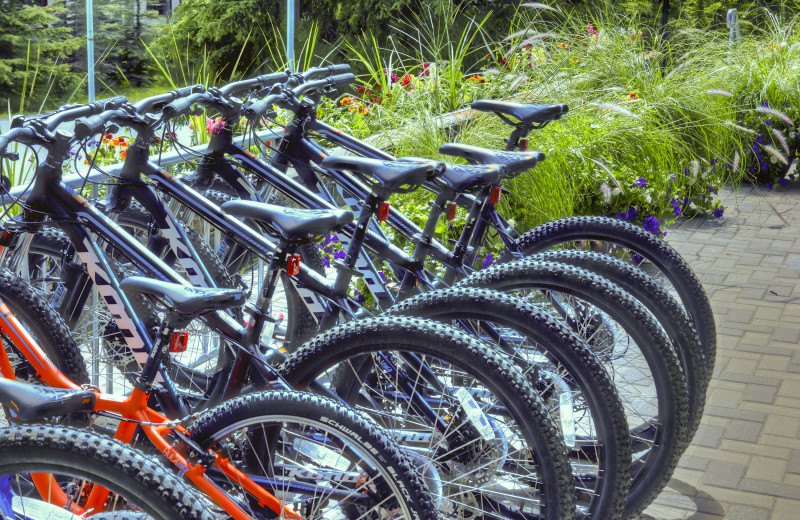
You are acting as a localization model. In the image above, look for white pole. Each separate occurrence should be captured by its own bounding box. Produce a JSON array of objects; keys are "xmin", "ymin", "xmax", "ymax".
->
[
  {"xmin": 86, "ymin": 0, "xmax": 95, "ymax": 102},
  {"xmin": 287, "ymin": 0, "xmax": 295, "ymax": 71}
]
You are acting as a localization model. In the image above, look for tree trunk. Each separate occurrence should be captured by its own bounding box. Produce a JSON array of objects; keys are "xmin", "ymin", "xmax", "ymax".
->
[{"xmin": 661, "ymin": 0, "xmax": 671, "ymax": 34}]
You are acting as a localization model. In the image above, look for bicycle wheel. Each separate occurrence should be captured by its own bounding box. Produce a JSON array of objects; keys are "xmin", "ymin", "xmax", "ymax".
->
[
  {"xmin": 187, "ymin": 389, "xmax": 438, "ymax": 520},
  {"xmin": 458, "ymin": 260, "xmax": 688, "ymax": 519},
  {"xmin": 0, "ymin": 268, "xmax": 88, "ymax": 389},
  {"xmin": 530, "ymin": 249, "xmax": 708, "ymax": 446},
  {"xmin": 280, "ymin": 316, "xmax": 577, "ymax": 520},
  {"xmin": 387, "ymin": 287, "xmax": 631, "ymax": 520},
  {"xmin": 507, "ymin": 216, "xmax": 716, "ymax": 380},
  {"xmin": 0, "ymin": 424, "xmax": 216, "ymax": 519}
]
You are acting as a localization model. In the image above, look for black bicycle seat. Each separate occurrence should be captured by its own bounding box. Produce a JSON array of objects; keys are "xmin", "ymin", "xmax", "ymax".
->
[
  {"xmin": 0, "ymin": 378, "xmax": 96, "ymax": 422},
  {"xmin": 471, "ymin": 100, "xmax": 568, "ymax": 125},
  {"xmin": 322, "ymin": 156, "xmax": 444, "ymax": 193},
  {"xmin": 439, "ymin": 143, "xmax": 545, "ymax": 176},
  {"xmin": 120, "ymin": 276, "xmax": 246, "ymax": 317},
  {"xmin": 221, "ymin": 201, "xmax": 353, "ymax": 242}
]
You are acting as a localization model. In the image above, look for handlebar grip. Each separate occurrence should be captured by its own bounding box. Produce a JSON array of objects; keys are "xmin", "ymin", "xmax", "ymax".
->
[
  {"xmin": 244, "ymin": 94, "xmax": 283, "ymax": 121},
  {"xmin": 163, "ymin": 96, "xmax": 194, "ymax": 118},
  {"xmin": 330, "ymin": 73, "xmax": 355, "ymax": 88},
  {"xmin": 74, "ymin": 115, "xmax": 107, "ymax": 140},
  {"xmin": 255, "ymin": 71, "xmax": 290, "ymax": 88},
  {"xmin": 170, "ymin": 84, "xmax": 205, "ymax": 99},
  {"xmin": 96, "ymin": 95, "xmax": 128, "ymax": 111},
  {"xmin": 326, "ymin": 64, "xmax": 351, "ymax": 76}
]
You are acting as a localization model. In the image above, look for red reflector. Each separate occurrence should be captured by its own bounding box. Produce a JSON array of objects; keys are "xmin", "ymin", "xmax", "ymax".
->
[
  {"xmin": 169, "ymin": 332, "xmax": 189, "ymax": 353},
  {"xmin": 287, "ymin": 254, "xmax": 301, "ymax": 276},
  {"xmin": 520, "ymin": 139, "xmax": 528, "ymax": 151},
  {"xmin": 489, "ymin": 187, "xmax": 502, "ymax": 204},
  {"xmin": 446, "ymin": 202, "xmax": 457, "ymax": 221},
  {"xmin": 377, "ymin": 202, "xmax": 391, "ymax": 222}
]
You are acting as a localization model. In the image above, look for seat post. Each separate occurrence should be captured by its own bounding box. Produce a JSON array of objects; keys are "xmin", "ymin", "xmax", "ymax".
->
[
  {"xmin": 246, "ymin": 244, "xmax": 289, "ymax": 346},
  {"xmin": 330, "ymin": 192, "xmax": 380, "ymax": 296},
  {"xmin": 136, "ymin": 319, "xmax": 177, "ymax": 391},
  {"xmin": 505, "ymin": 124, "xmax": 533, "ymax": 152}
]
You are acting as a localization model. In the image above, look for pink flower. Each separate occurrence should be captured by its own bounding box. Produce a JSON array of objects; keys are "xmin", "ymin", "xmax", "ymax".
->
[{"xmin": 206, "ymin": 116, "xmax": 226, "ymax": 135}]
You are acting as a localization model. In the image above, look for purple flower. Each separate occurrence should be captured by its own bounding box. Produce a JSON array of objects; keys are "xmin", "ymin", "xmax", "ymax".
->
[
  {"xmin": 334, "ymin": 250, "xmax": 346, "ymax": 261},
  {"xmin": 713, "ymin": 207, "xmax": 724, "ymax": 218},
  {"xmin": 762, "ymin": 101, "xmax": 770, "ymax": 108},
  {"xmin": 682, "ymin": 197, "xmax": 689, "ymax": 206},
  {"xmin": 670, "ymin": 174, "xmax": 677, "ymax": 181},
  {"xmin": 378, "ymin": 271, "xmax": 388, "ymax": 283},
  {"xmin": 767, "ymin": 181, "xmax": 774, "ymax": 190},
  {"xmin": 708, "ymin": 185, "xmax": 716, "ymax": 194},
  {"xmin": 683, "ymin": 167, "xmax": 690, "ymax": 176},
  {"xmin": 630, "ymin": 177, "xmax": 648, "ymax": 188},
  {"xmin": 322, "ymin": 256, "xmax": 331, "ymax": 268},
  {"xmin": 353, "ymin": 290, "xmax": 366, "ymax": 304},
  {"xmin": 482, "ymin": 254, "xmax": 495, "ymax": 270},
  {"xmin": 671, "ymin": 198, "xmax": 682, "ymax": 216},
  {"xmin": 630, "ymin": 252, "xmax": 644, "ymax": 265},
  {"xmin": 778, "ymin": 177, "xmax": 788, "ymax": 187},
  {"xmin": 754, "ymin": 134, "xmax": 764, "ymax": 144},
  {"xmin": 68, "ymin": 148, "xmax": 78, "ymax": 156},
  {"xmin": 642, "ymin": 216, "xmax": 662, "ymax": 236},
  {"xmin": 765, "ymin": 120, "xmax": 771, "ymax": 126}
]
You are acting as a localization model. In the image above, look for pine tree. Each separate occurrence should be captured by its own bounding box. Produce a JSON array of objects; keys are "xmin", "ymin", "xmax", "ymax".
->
[{"xmin": 0, "ymin": 0, "xmax": 82, "ymax": 109}]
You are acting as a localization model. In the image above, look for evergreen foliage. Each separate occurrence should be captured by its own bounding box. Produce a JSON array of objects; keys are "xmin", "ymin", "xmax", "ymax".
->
[{"xmin": 0, "ymin": 0, "xmax": 81, "ymax": 108}]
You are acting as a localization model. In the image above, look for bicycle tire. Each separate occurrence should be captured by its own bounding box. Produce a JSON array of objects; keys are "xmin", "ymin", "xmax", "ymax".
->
[
  {"xmin": 279, "ymin": 316, "xmax": 577, "ymax": 520},
  {"xmin": 386, "ymin": 287, "xmax": 630, "ymax": 520},
  {"xmin": 0, "ymin": 268, "xmax": 88, "ymax": 386},
  {"xmin": 457, "ymin": 260, "xmax": 688, "ymax": 519},
  {"xmin": 0, "ymin": 424, "xmax": 216, "ymax": 520},
  {"xmin": 509, "ymin": 216, "xmax": 716, "ymax": 379},
  {"xmin": 187, "ymin": 389, "xmax": 438, "ymax": 520},
  {"xmin": 530, "ymin": 249, "xmax": 708, "ymax": 446}
]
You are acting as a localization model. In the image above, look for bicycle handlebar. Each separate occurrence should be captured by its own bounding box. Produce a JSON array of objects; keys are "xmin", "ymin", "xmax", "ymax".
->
[
  {"xmin": 132, "ymin": 84, "xmax": 205, "ymax": 114},
  {"xmin": 243, "ymin": 93, "xmax": 286, "ymax": 121},
  {"xmin": 43, "ymin": 95, "xmax": 128, "ymax": 131},
  {"xmin": 244, "ymin": 72, "xmax": 356, "ymax": 120},
  {"xmin": 291, "ymin": 73, "xmax": 355, "ymax": 98},
  {"xmin": 219, "ymin": 71, "xmax": 291, "ymax": 97},
  {"xmin": 0, "ymin": 127, "xmax": 34, "ymax": 158}
]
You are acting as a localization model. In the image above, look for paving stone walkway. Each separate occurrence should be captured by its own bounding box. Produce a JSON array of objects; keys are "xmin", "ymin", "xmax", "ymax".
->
[{"xmin": 641, "ymin": 183, "xmax": 800, "ymax": 519}]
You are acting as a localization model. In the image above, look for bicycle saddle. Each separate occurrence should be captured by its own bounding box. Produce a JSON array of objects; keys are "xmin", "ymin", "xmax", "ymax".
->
[
  {"xmin": 221, "ymin": 201, "xmax": 353, "ymax": 242},
  {"xmin": 399, "ymin": 156, "xmax": 502, "ymax": 192},
  {"xmin": 0, "ymin": 378, "xmax": 96, "ymax": 422},
  {"xmin": 471, "ymin": 100, "xmax": 568, "ymax": 125},
  {"xmin": 439, "ymin": 143, "xmax": 545, "ymax": 177},
  {"xmin": 120, "ymin": 276, "xmax": 246, "ymax": 317},
  {"xmin": 322, "ymin": 156, "xmax": 444, "ymax": 193}
]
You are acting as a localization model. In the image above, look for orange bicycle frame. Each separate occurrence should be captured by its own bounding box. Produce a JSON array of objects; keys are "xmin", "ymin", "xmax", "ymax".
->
[{"xmin": 0, "ymin": 301, "xmax": 302, "ymax": 520}]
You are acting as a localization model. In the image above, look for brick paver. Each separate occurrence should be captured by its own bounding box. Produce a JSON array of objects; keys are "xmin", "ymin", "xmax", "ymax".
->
[{"xmin": 641, "ymin": 183, "xmax": 800, "ymax": 519}]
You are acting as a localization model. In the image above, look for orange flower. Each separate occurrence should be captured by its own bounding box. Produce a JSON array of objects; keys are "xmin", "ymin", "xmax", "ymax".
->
[
  {"xmin": 120, "ymin": 148, "xmax": 127, "ymax": 160},
  {"xmin": 466, "ymin": 75, "xmax": 486, "ymax": 83},
  {"xmin": 626, "ymin": 91, "xmax": 640, "ymax": 100}
]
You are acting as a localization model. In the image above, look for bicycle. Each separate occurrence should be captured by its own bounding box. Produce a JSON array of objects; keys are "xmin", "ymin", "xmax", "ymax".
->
[
  {"xmin": 0, "ymin": 380, "xmax": 216, "ymax": 519},
  {"xmin": 0, "ymin": 97, "xmax": 578, "ymax": 519}
]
